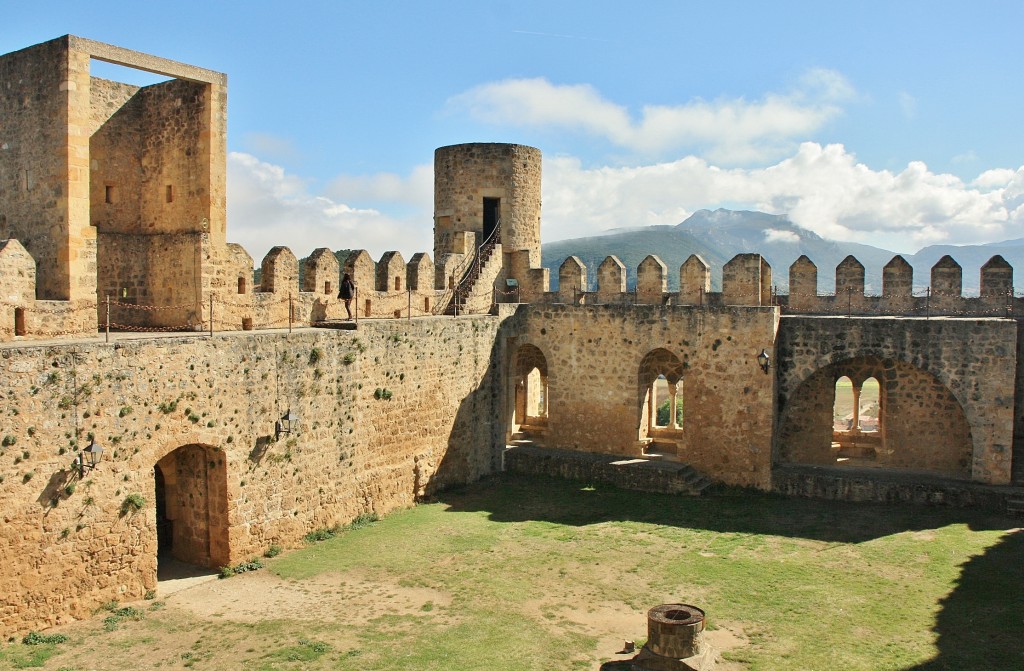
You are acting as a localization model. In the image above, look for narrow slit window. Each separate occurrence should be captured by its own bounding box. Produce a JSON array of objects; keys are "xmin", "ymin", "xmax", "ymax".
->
[
  {"xmin": 14, "ymin": 307, "xmax": 26, "ymax": 336},
  {"xmin": 165, "ymin": 185, "xmax": 174, "ymax": 203},
  {"xmin": 105, "ymin": 185, "xmax": 115, "ymax": 204},
  {"xmin": 237, "ymin": 277, "xmax": 247, "ymax": 294},
  {"xmin": 324, "ymin": 281, "xmax": 331, "ymax": 295},
  {"xmin": 394, "ymin": 276, "xmax": 401, "ymax": 291},
  {"xmin": 364, "ymin": 299, "xmax": 371, "ymax": 317}
]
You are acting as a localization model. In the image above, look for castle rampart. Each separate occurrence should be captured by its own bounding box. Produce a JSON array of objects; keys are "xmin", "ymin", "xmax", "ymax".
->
[
  {"xmin": 0, "ymin": 316, "xmax": 504, "ymax": 635},
  {"xmin": 2, "ymin": 36, "xmax": 1024, "ymax": 641}
]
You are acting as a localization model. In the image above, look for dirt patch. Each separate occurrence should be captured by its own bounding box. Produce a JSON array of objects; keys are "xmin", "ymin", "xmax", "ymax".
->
[{"xmin": 167, "ymin": 569, "xmax": 451, "ymax": 623}]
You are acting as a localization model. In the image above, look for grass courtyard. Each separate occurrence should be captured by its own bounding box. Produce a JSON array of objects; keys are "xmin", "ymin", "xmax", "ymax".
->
[{"xmin": 2, "ymin": 474, "xmax": 1021, "ymax": 670}]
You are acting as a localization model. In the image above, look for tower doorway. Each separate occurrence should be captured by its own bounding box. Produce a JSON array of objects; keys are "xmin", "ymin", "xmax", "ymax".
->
[{"xmin": 483, "ymin": 197, "xmax": 500, "ymax": 242}]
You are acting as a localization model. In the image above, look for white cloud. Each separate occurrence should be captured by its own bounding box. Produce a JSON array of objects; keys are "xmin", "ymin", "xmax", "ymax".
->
[
  {"xmin": 542, "ymin": 144, "xmax": 1024, "ymax": 252},
  {"xmin": 226, "ymin": 152, "xmax": 432, "ymax": 264},
  {"xmin": 764, "ymin": 229, "xmax": 801, "ymax": 244},
  {"xmin": 446, "ymin": 69, "xmax": 853, "ymax": 164},
  {"xmin": 224, "ymin": 146, "xmax": 1024, "ymax": 274},
  {"xmin": 325, "ymin": 164, "xmax": 433, "ymax": 206}
]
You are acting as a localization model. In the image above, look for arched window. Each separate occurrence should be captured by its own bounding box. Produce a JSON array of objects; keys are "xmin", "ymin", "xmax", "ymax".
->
[
  {"xmin": 833, "ymin": 376, "xmax": 854, "ymax": 432},
  {"xmin": 859, "ymin": 377, "xmax": 880, "ymax": 432},
  {"xmin": 651, "ymin": 375, "xmax": 683, "ymax": 429},
  {"xmin": 637, "ymin": 348, "xmax": 684, "ymax": 442}
]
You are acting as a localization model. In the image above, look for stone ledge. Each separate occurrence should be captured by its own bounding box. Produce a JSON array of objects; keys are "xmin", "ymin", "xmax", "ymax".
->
[{"xmin": 503, "ymin": 445, "xmax": 712, "ymax": 495}]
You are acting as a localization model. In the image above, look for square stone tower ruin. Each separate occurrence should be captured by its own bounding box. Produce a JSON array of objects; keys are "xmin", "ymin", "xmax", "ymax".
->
[{"xmin": 0, "ymin": 35, "xmax": 231, "ymax": 327}]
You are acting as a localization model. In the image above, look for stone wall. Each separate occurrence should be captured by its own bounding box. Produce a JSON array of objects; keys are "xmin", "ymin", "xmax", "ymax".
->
[
  {"xmin": 503, "ymin": 304, "xmax": 779, "ymax": 488},
  {"xmin": 0, "ymin": 315, "xmax": 505, "ymax": 636},
  {"xmin": 0, "ymin": 36, "xmax": 97, "ymax": 301},
  {"xmin": 775, "ymin": 316, "xmax": 1017, "ymax": 484}
]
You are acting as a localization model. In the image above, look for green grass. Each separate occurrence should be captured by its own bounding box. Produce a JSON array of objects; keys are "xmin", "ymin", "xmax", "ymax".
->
[{"xmin": 4, "ymin": 474, "xmax": 1020, "ymax": 671}]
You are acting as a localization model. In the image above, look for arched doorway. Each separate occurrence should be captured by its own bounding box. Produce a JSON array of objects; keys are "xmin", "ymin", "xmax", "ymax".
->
[
  {"xmin": 154, "ymin": 444, "xmax": 229, "ymax": 570},
  {"xmin": 512, "ymin": 344, "xmax": 549, "ymax": 439}
]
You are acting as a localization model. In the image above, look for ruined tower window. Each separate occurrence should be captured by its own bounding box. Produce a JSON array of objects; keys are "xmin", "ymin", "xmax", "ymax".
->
[
  {"xmin": 394, "ymin": 276, "xmax": 401, "ymax": 291},
  {"xmin": 14, "ymin": 308, "xmax": 26, "ymax": 336},
  {"xmin": 237, "ymin": 277, "xmax": 247, "ymax": 294},
  {"xmin": 105, "ymin": 185, "xmax": 116, "ymax": 204},
  {"xmin": 424, "ymin": 297, "xmax": 430, "ymax": 313},
  {"xmin": 166, "ymin": 185, "xmax": 174, "ymax": 203},
  {"xmin": 324, "ymin": 281, "xmax": 331, "ymax": 295},
  {"xmin": 364, "ymin": 299, "xmax": 372, "ymax": 317},
  {"xmin": 23, "ymin": 169, "xmax": 34, "ymax": 192},
  {"xmin": 241, "ymin": 317, "xmax": 253, "ymax": 330}
]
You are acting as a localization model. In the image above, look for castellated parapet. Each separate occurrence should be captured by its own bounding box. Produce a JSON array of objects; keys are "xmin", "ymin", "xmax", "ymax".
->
[
  {"xmin": 521, "ymin": 251, "xmax": 1021, "ymax": 317},
  {"xmin": 2, "ymin": 36, "xmax": 1024, "ymax": 641}
]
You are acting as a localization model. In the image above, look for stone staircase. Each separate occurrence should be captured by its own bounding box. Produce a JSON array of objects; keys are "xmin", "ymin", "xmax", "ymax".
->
[
  {"xmin": 443, "ymin": 223, "xmax": 503, "ymax": 315},
  {"xmin": 503, "ymin": 444, "xmax": 714, "ymax": 496}
]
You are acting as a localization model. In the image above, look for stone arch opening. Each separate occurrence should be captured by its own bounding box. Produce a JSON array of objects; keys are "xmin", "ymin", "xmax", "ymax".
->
[
  {"xmin": 779, "ymin": 356, "xmax": 972, "ymax": 477},
  {"xmin": 638, "ymin": 348, "xmax": 684, "ymax": 454},
  {"xmin": 154, "ymin": 444, "xmax": 229, "ymax": 571},
  {"xmin": 512, "ymin": 344, "xmax": 549, "ymax": 435}
]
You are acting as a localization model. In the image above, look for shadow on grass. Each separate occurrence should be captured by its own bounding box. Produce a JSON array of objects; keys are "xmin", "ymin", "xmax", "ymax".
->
[
  {"xmin": 435, "ymin": 473, "xmax": 1014, "ymax": 544},
  {"xmin": 436, "ymin": 474, "xmax": 1023, "ymax": 670},
  {"xmin": 905, "ymin": 528, "xmax": 1024, "ymax": 670}
]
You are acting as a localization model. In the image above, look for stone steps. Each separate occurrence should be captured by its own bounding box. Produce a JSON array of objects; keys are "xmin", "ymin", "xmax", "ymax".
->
[
  {"xmin": 503, "ymin": 444, "xmax": 715, "ymax": 496},
  {"xmin": 1006, "ymin": 497, "xmax": 1024, "ymax": 516}
]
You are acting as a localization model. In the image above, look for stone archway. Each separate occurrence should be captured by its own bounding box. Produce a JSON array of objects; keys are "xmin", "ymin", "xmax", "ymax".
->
[
  {"xmin": 777, "ymin": 356, "xmax": 973, "ymax": 478},
  {"xmin": 154, "ymin": 444, "xmax": 229, "ymax": 569},
  {"xmin": 637, "ymin": 348, "xmax": 685, "ymax": 453},
  {"xmin": 512, "ymin": 343, "xmax": 549, "ymax": 432}
]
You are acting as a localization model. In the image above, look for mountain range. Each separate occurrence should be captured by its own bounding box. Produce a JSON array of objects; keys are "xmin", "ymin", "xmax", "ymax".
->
[{"xmin": 541, "ymin": 209, "xmax": 1024, "ymax": 294}]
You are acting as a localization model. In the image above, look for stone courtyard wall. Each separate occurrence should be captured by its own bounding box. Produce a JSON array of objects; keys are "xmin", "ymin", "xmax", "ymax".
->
[
  {"xmin": 775, "ymin": 316, "xmax": 1018, "ymax": 484},
  {"xmin": 504, "ymin": 304, "xmax": 779, "ymax": 488},
  {"xmin": 0, "ymin": 315, "xmax": 505, "ymax": 636}
]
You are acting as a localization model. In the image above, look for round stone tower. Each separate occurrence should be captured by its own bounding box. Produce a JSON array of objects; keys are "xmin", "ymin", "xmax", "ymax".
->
[{"xmin": 433, "ymin": 143, "xmax": 542, "ymax": 267}]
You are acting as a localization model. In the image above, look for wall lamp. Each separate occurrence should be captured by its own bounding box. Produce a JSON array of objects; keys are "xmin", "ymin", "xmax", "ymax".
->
[
  {"xmin": 275, "ymin": 409, "xmax": 299, "ymax": 441},
  {"xmin": 76, "ymin": 438, "xmax": 104, "ymax": 477},
  {"xmin": 757, "ymin": 349, "xmax": 771, "ymax": 375}
]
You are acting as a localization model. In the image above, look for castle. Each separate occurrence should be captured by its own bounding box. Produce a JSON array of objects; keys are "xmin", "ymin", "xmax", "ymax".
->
[{"xmin": 0, "ymin": 36, "xmax": 1021, "ymax": 636}]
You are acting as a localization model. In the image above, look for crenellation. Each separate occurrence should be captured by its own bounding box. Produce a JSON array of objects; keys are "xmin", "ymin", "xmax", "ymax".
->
[
  {"xmin": 597, "ymin": 255, "xmax": 627, "ymax": 304},
  {"xmin": 980, "ymin": 254, "xmax": 1013, "ymax": 298},
  {"xmin": 931, "ymin": 254, "xmax": 963, "ymax": 297},
  {"xmin": 2, "ymin": 36, "xmax": 1024, "ymax": 642},
  {"xmin": 679, "ymin": 253, "xmax": 711, "ymax": 305},
  {"xmin": 636, "ymin": 254, "xmax": 669, "ymax": 304},
  {"xmin": 557, "ymin": 255, "xmax": 586, "ymax": 304}
]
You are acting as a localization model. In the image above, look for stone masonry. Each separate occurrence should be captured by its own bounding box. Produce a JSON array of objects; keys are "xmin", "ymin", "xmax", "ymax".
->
[{"xmin": 1, "ymin": 36, "xmax": 1023, "ymax": 638}]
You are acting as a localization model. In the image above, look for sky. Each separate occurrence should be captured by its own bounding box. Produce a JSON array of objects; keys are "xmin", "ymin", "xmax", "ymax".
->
[{"xmin": 4, "ymin": 1, "xmax": 1024, "ymax": 263}]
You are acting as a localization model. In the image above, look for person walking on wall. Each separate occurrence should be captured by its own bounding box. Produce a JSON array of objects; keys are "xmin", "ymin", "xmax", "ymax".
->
[{"xmin": 339, "ymin": 273, "xmax": 356, "ymax": 320}]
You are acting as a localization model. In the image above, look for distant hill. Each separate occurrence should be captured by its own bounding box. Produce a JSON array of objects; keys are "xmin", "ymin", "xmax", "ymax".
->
[{"xmin": 541, "ymin": 209, "xmax": 1023, "ymax": 294}]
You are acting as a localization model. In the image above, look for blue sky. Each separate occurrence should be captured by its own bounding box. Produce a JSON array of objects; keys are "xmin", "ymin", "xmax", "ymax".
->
[{"xmin": 4, "ymin": 1, "xmax": 1023, "ymax": 262}]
